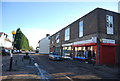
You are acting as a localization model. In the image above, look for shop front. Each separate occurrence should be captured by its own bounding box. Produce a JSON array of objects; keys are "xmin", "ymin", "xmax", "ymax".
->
[
  {"xmin": 72, "ymin": 38, "xmax": 117, "ymax": 65},
  {"xmin": 99, "ymin": 43, "xmax": 116, "ymax": 65},
  {"xmin": 72, "ymin": 43, "xmax": 97, "ymax": 63}
]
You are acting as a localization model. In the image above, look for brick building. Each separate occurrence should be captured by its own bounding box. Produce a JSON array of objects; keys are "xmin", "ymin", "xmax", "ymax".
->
[{"xmin": 50, "ymin": 8, "xmax": 120, "ymax": 65}]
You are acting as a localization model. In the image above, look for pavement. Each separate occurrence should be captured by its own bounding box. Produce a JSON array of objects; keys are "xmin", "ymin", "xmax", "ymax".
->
[{"xmin": 2, "ymin": 54, "xmax": 41, "ymax": 80}]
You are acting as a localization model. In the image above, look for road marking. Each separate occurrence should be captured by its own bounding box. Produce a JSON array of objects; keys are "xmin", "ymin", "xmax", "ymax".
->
[
  {"xmin": 64, "ymin": 75, "xmax": 73, "ymax": 81},
  {"xmin": 34, "ymin": 62, "xmax": 49, "ymax": 81}
]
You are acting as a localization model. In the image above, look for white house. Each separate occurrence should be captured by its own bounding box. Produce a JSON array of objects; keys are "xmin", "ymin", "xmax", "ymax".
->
[
  {"xmin": 0, "ymin": 32, "xmax": 12, "ymax": 49},
  {"xmin": 38, "ymin": 34, "xmax": 50, "ymax": 54}
]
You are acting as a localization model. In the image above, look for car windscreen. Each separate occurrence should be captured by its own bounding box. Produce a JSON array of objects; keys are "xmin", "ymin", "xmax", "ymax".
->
[{"xmin": 50, "ymin": 52, "xmax": 58, "ymax": 55}]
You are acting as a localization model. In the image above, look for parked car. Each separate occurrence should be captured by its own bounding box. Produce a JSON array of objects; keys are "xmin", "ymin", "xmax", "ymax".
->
[
  {"xmin": 13, "ymin": 50, "xmax": 22, "ymax": 54},
  {"xmin": 49, "ymin": 52, "xmax": 62, "ymax": 61},
  {"xmin": 2, "ymin": 49, "xmax": 10, "ymax": 56}
]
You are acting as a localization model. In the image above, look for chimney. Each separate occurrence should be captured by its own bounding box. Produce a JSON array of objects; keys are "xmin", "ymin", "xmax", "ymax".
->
[{"xmin": 46, "ymin": 34, "xmax": 50, "ymax": 37}]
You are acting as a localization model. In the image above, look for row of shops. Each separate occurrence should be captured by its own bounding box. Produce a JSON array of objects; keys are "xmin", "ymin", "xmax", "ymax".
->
[
  {"xmin": 51, "ymin": 37, "xmax": 116, "ymax": 65},
  {"xmin": 50, "ymin": 8, "xmax": 120, "ymax": 65}
]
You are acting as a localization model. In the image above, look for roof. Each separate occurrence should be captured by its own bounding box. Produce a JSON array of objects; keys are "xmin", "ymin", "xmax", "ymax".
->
[
  {"xmin": 0, "ymin": 32, "xmax": 8, "ymax": 38},
  {"xmin": 38, "ymin": 36, "xmax": 50, "ymax": 43},
  {"xmin": 4, "ymin": 38, "xmax": 12, "ymax": 42},
  {"xmin": 0, "ymin": 32, "xmax": 3, "ymax": 37}
]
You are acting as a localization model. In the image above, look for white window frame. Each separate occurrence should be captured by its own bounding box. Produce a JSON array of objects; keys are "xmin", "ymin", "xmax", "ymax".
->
[
  {"xmin": 79, "ymin": 21, "xmax": 83, "ymax": 37},
  {"xmin": 65, "ymin": 27, "xmax": 70, "ymax": 41},
  {"xmin": 106, "ymin": 15, "xmax": 114, "ymax": 34},
  {"xmin": 56, "ymin": 33, "xmax": 60, "ymax": 43}
]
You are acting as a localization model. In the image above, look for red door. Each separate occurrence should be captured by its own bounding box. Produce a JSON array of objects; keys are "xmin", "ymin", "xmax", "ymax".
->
[{"xmin": 100, "ymin": 46, "xmax": 116, "ymax": 64}]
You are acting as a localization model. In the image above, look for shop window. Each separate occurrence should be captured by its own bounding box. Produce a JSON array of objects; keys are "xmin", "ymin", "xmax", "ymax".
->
[
  {"xmin": 75, "ymin": 47, "xmax": 85, "ymax": 57},
  {"xmin": 106, "ymin": 15, "xmax": 114, "ymax": 34},
  {"xmin": 74, "ymin": 46, "xmax": 95, "ymax": 58},
  {"xmin": 63, "ymin": 46, "xmax": 72, "ymax": 58},
  {"xmin": 79, "ymin": 21, "xmax": 83, "ymax": 37},
  {"xmin": 65, "ymin": 28, "xmax": 70, "ymax": 41}
]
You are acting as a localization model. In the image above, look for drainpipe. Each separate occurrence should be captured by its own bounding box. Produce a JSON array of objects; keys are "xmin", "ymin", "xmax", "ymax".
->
[
  {"xmin": 60, "ymin": 41, "xmax": 63, "ymax": 57},
  {"xmin": 97, "ymin": 9, "xmax": 100, "ymax": 65}
]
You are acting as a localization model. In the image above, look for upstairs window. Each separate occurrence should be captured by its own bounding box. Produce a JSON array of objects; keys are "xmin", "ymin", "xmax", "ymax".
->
[
  {"xmin": 106, "ymin": 15, "xmax": 114, "ymax": 34},
  {"xmin": 56, "ymin": 33, "xmax": 60, "ymax": 43},
  {"xmin": 79, "ymin": 21, "xmax": 83, "ymax": 37},
  {"xmin": 65, "ymin": 28, "xmax": 70, "ymax": 41}
]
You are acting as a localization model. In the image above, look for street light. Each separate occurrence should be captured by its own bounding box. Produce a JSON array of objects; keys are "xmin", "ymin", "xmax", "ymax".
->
[
  {"xmin": 9, "ymin": 30, "xmax": 16, "ymax": 71},
  {"xmin": 12, "ymin": 30, "xmax": 16, "ymax": 38}
]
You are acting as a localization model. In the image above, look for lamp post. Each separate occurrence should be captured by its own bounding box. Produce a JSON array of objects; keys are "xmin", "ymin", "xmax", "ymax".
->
[{"xmin": 9, "ymin": 30, "xmax": 16, "ymax": 71}]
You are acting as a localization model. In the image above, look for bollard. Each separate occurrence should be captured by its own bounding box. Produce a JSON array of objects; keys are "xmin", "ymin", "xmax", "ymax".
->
[{"xmin": 9, "ymin": 54, "xmax": 13, "ymax": 71}]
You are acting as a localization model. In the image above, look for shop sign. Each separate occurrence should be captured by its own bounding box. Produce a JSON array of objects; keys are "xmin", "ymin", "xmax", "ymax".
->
[
  {"xmin": 91, "ymin": 37, "xmax": 97, "ymax": 43},
  {"xmin": 62, "ymin": 43, "xmax": 73, "ymax": 47},
  {"xmin": 74, "ymin": 37, "xmax": 97, "ymax": 45},
  {"xmin": 101, "ymin": 39, "xmax": 115, "ymax": 44}
]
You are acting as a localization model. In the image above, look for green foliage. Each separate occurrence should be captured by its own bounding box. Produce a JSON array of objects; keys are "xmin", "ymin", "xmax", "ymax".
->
[
  {"xmin": 14, "ymin": 28, "xmax": 29, "ymax": 50},
  {"xmin": 29, "ymin": 46, "xmax": 33, "ymax": 51}
]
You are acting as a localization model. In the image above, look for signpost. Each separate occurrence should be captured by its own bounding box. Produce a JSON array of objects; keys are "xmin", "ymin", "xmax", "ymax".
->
[{"xmin": 9, "ymin": 30, "xmax": 16, "ymax": 71}]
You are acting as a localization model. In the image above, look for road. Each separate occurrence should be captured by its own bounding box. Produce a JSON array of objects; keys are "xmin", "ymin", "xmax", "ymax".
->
[
  {"xmin": 31, "ymin": 54, "xmax": 118, "ymax": 80},
  {"xmin": 2, "ymin": 54, "xmax": 119, "ymax": 81}
]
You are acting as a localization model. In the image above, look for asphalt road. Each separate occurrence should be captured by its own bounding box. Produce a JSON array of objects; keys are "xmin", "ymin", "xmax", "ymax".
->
[
  {"xmin": 2, "ymin": 54, "xmax": 119, "ymax": 81},
  {"xmin": 31, "ymin": 54, "xmax": 118, "ymax": 80}
]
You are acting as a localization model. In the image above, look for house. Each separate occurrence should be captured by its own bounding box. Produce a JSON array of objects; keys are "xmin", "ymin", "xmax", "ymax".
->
[
  {"xmin": 0, "ymin": 32, "xmax": 12, "ymax": 54},
  {"xmin": 0, "ymin": 32, "xmax": 12, "ymax": 49},
  {"xmin": 38, "ymin": 34, "xmax": 50, "ymax": 54},
  {"xmin": 50, "ymin": 8, "xmax": 120, "ymax": 65}
]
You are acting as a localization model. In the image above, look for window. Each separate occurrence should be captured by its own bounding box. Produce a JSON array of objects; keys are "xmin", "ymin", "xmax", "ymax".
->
[
  {"xmin": 56, "ymin": 33, "xmax": 60, "ymax": 43},
  {"xmin": 65, "ymin": 28, "xmax": 70, "ymax": 41},
  {"xmin": 106, "ymin": 15, "xmax": 114, "ymax": 34},
  {"xmin": 79, "ymin": 21, "xmax": 83, "ymax": 37}
]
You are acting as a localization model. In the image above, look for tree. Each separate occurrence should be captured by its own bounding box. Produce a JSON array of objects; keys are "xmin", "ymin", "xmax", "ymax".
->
[
  {"xmin": 29, "ymin": 46, "xmax": 33, "ymax": 51},
  {"xmin": 14, "ymin": 28, "xmax": 29, "ymax": 50}
]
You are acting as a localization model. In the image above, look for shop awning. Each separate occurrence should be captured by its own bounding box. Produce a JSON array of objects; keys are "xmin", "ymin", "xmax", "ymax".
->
[{"xmin": 100, "ymin": 43, "xmax": 117, "ymax": 46}]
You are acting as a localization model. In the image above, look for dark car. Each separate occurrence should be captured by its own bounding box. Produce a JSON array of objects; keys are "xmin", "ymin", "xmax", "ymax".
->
[
  {"xmin": 49, "ymin": 52, "xmax": 62, "ymax": 61},
  {"xmin": 2, "ymin": 49, "xmax": 10, "ymax": 56}
]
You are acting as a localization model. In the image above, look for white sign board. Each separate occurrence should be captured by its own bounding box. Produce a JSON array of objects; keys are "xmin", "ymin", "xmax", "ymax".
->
[
  {"xmin": 102, "ymin": 39, "xmax": 115, "ymax": 44},
  {"xmin": 62, "ymin": 43, "xmax": 73, "ymax": 47},
  {"xmin": 73, "ymin": 37, "xmax": 97, "ymax": 45}
]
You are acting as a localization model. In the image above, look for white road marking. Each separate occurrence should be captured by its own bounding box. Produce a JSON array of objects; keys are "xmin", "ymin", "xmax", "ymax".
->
[
  {"xmin": 34, "ymin": 62, "xmax": 49, "ymax": 81},
  {"xmin": 64, "ymin": 75, "xmax": 73, "ymax": 81}
]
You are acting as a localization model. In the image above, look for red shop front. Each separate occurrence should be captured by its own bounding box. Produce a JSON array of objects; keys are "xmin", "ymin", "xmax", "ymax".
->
[
  {"xmin": 99, "ymin": 43, "xmax": 116, "ymax": 65},
  {"xmin": 72, "ymin": 43, "xmax": 117, "ymax": 65}
]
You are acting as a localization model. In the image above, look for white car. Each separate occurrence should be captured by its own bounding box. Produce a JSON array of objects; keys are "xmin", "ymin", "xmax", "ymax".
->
[
  {"xmin": 13, "ymin": 50, "xmax": 22, "ymax": 54},
  {"xmin": 49, "ymin": 52, "xmax": 62, "ymax": 61}
]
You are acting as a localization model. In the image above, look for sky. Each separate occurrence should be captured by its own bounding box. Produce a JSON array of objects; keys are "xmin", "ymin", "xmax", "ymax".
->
[{"xmin": 1, "ymin": 1, "xmax": 119, "ymax": 49}]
